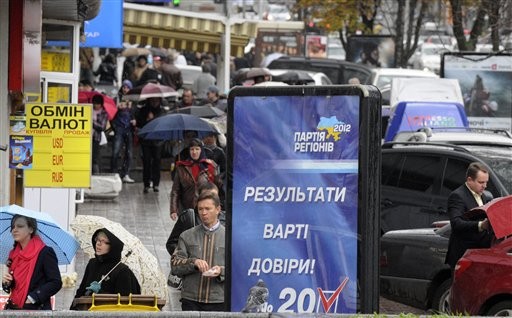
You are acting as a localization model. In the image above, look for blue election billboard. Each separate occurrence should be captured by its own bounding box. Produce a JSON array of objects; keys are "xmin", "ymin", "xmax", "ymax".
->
[
  {"xmin": 227, "ymin": 86, "xmax": 381, "ymax": 314},
  {"xmin": 81, "ymin": 0, "xmax": 123, "ymax": 48}
]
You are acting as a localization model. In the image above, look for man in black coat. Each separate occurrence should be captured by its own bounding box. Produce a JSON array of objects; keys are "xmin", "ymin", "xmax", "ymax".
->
[{"xmin": 445, "ymin": 161, "xmax": 493, "ymax": 270}]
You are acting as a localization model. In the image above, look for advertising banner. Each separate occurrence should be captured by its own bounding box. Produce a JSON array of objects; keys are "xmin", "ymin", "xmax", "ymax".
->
[
  {"xmin": 227, "ymin": 86, "xmax": 381, "ymax": 314},
  {"xmin": 441, "ymin": 52, "xmax": 512, "ymax": 131},
  {"xmin": 9, "ymin": 136, "xmax": 33, "ymax": 169},
  {"xmin": 306, "ymin": 35, "xmax": 327, "ymax": 58},
  {"xmin": 81, "ymin": 0, "xmax": 123, "ymax": 48},
  {"xmin": 24, "ymin": 103, "xmax": 92, "ymax": 188},
  {"xmin": 346, "ymin": 35, "xmax": 395, "ymax": 68}
]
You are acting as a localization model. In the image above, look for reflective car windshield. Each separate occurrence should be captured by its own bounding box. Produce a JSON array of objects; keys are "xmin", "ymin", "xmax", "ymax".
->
[{"xmin": 466, "ymin": 146, "xmax": 512, "ymax": 194}]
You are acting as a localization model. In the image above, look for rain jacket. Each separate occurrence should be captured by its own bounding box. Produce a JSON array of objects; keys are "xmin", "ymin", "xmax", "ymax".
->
[
  {"xmin": 171, "ymin": 224, "xmax": 225, "ymax": 304},
  {"xmin": 72, "ymin": 228, "xmax": 141, "ymax": 303}
]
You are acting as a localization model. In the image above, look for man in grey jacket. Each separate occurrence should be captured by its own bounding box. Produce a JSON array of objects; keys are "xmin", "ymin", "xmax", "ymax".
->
[{"xmin": 171, "ymin": 192, "xmax": 225, "ymax": 311}]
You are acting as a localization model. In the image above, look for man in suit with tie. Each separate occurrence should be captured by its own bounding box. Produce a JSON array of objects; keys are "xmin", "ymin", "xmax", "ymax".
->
[{"xmin": 445, "ymin": 162, "xmax": 493, "ymax": 270}]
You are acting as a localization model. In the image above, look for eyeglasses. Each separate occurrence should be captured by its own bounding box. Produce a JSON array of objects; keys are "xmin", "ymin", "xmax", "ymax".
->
[{"xmin": 95, "ymin": 238, "xmax": 110, "ymax": 245}]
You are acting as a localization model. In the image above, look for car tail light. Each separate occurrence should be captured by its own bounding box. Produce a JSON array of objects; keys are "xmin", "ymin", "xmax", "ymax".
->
[{"xmin": 454, "ymin": 257, "xmax": 472, "ymax": 280}]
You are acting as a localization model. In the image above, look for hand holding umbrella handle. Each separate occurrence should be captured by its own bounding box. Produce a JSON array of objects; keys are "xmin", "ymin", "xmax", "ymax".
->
[{"xmin": 85, "ymin": 281, "xmax": 102, "ymax": 296}]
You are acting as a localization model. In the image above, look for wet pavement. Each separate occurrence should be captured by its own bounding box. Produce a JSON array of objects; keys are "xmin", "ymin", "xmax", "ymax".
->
[{"xmin": 53, "ymin": 172, "xmax": 426, "ymax": 314}]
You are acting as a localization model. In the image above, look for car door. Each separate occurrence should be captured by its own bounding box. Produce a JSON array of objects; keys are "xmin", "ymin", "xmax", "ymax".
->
[{"xmin": 381, "ymin": 152, "xmax": 443, "ymax": 233}]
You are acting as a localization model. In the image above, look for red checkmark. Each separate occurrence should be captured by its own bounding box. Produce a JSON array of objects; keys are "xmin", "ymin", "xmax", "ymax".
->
[{"xmin": 317, "ymin": 276, "xmax": 349, "ymax": 313}]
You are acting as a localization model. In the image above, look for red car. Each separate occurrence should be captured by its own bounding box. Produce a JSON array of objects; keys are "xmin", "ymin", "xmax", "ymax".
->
[{"xmin": 450, "ymin": 236, "xmax": 512, "ymax": 316}]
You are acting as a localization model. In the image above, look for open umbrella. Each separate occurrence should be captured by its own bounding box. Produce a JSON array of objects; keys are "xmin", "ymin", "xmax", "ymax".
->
[
  {"xmin": 468, "ymin": 195, "xmax": 512, "ymax": 239},
  {"xmin": 70, "ymin": 215, "xmax": 168, "ymax": 300},
  {"xmin": 137, "ymin": 113, "xmax": 218, "ymax": 140},
  {"xmin": 272, "ymin": 71, "xmax": 314, "ymax": 85},
  {"xmin": 246, "ymin": 67, "xmax": 272, "ymax": 79},
  {"xmin": 0, "ymin": 205, "xmax": 79, "ymax": 265},
  {"xmin": 125, "ymin": 82, "xmax": 179, "ymax": 101},
  {"xmin": 173, "ymin": 105, "xmax": 224, "ymax": 118},
  {"xmin": 78, "ymin": 91, "xmax": 118, "ymax": 121}
]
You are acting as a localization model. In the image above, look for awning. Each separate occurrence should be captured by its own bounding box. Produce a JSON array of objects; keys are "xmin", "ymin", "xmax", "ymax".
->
[
  {"xmin": 43, "ymin": 0, "xmax": 101, "ymax": 21},
  {"xmin": 123, "ymin": 3, "xmax": 257, "ymax": 57}
]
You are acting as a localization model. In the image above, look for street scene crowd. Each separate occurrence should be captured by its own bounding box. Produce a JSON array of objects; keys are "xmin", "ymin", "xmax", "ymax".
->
[{"xmin": 1, "ymin": 0, "xmax": 511, "ymax": 315}]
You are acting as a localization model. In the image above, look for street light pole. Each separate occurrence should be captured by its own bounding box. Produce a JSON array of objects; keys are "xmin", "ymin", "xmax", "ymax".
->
[{"xmin": 220, "ymin": 0, "xmax": 231, "ymax": 94}]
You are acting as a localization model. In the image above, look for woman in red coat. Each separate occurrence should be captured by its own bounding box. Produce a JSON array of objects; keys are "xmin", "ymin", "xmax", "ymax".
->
[{"xmin": 167, "ymin": 138, "xmax": 221, "ymax": 254}]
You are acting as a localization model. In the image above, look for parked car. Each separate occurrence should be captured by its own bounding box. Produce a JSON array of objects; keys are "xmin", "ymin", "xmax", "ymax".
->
[
  {"xmin": 450, "ymin": 236, "xmax": 512, "ymax": 316},
  {"xmin": 380, "ymin": 223, "xmax": 452, "ymax": 312},
  {"xmin": 369, "ymin": 68, "xmax": 438, "ymax": 90},
  {"xmin": 327, "ymin": 42, "xmax": 346, "ymax": 60},
  {"xmin": 381, "ymin": 139, "xmax": 511, "ymax": 234},
  {"xmin": 410, "ymin": 43, "xmax": 450, "ymax": 74},
  {"xmin": 267, "ymin": 56, "xmax": 373, "ymax": 84}
]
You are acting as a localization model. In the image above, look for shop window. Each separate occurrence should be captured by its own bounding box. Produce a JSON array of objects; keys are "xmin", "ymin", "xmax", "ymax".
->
[{"xmin": 41, "ymin": 24, "xmax": 74, "ymax": 73}]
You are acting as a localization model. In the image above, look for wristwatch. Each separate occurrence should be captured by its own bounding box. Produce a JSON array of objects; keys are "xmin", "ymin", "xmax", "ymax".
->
[{"xmin": 26, "ymin": 295, "xmax": 36, "ymax": 304}]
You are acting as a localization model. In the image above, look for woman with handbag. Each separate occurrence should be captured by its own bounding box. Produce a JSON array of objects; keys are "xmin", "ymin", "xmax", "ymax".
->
[{"xmin": 1, "ymin": 215, "xmax": 62, "ymax": 310}]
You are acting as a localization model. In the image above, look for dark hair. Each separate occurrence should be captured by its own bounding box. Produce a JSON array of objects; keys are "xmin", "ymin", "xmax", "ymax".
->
[
  {"xmin": 467, "ymin": 162, "xmax": 488, "ymax": 179},
  {"xmin": 92, "ymin": 94, "xmax": 104, "ymax": 105},
  {"xmin": 197, "ymin": 192, "xmax": 221, "ymax": 207},
  {"xmin": 198, "ymin": 182, "xmax": 219, "ymax": 195},
  {"xmin": 189, "ymin": 138, "xmax": 204, "ymax": 148},
  {"xmin": 11, "ymin": 215, "xmax": 38, "ymax": 237},
  {"xmin": 79, "ymin": 79, "xmax": 93, "ymax": 87}
]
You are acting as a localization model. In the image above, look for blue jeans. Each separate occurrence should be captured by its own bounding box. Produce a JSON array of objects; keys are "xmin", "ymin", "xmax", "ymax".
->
[{"xmin": 111, "ymin": 127, "xmax": 133, "ymax": 178}]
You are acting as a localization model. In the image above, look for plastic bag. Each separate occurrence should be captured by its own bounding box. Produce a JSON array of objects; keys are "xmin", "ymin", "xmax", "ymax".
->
[{"xmin": 100, "ymin": 131, "xmax": 108, "ymax": 146}]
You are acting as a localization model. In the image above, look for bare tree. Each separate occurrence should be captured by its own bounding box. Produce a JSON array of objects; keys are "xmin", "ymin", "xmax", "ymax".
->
[
  {"xmin": 449, "ymin": 0, "xmax": 508, "ymax": 51},
  {"xmin": 394, "ymin": 0, "xmax": 429, "ymax": 67}
]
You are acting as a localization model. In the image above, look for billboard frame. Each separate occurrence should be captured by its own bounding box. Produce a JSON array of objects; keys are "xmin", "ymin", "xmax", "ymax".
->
[{"xmin": 226, "ymin": 85, "xmax": 381, "ymax": 314}]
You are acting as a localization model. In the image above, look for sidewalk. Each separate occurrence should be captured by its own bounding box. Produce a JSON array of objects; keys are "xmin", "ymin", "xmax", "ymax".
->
[{"xmin": 53, "ymin": 172, "xmax": 425, "ymax": 315}]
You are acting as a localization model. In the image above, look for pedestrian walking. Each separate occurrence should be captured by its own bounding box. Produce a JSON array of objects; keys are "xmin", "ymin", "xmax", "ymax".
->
[
  {"xmin": 135, "ymin": 97, "xmax": 164, "ymax": 193},
  {"xmin": 111, "ymin": 97, "xmax": 136, "ymax": 183},
  {"xmin": 171, "ymin": 192, "xmax": 225, "ymax": 311},
  {"xmin": 192, "ymin": 64, "xmax": 216, "ymax": 102},
  {"xmin": 2, "ymin": 215, "xmax": 62, "ymax": 310},
  {"xmin": 170, "ymin": 138, "xmax": 221, "ymax": 217}
]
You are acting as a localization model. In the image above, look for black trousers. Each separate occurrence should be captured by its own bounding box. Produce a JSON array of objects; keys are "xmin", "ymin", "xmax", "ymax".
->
[
  {"xmin": 181, "ymin": 298, "xmax": 225, "ymax": 312},
  {"xmin": 140, "ymin": 142, "xmax": 162, "ymax": 187}
]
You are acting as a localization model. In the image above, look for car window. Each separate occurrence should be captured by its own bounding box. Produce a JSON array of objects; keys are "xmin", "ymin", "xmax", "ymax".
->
[
  {"xmin": 441, "ymin": 158, "xmax": 468, "ymax": 196},
  {"xmin": 464, "ymin": 146, "xmax": 512, "ymax": 195},
  {"xmin": 397, "ymin": 154, "xmax": 441, "ymax": 193},
  {"xmin": 443, "ymin": 157, "xmax": 501, "ymax": 198},
  {"xmin": 382, "ymin": 153, "xmax": 403, "ymax": 187},
  {"xmin": 344, "ymin": 66, "xmax": 371, "ymax": 84}
]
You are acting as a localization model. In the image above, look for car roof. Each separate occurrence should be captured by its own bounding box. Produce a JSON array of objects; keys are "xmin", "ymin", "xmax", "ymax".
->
[
  {"xmin": 393, "ymin": 128, "xmax": 512, "ymax": 147},
  {"xmin": 371, "ymin": 68, "xmax": 438, "ymax": 77},
  {"xmin": 267, "ymin": 69, "xmax": 332, "ymax": 85},
  {"xmin": 267, "ymin": 56, "xmax": 373, "ymax": 84}
]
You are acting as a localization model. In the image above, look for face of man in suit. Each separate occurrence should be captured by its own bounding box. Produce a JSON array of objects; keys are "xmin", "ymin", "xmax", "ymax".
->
[{"xmin": 466, "ymin": 170, "xmax": 489, "ymax": 195}]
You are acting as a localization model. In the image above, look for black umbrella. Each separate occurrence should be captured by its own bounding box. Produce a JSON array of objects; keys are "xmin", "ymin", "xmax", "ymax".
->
[
  {"xmin": 273, "ymin": 71, "xmax": 314, "ymax": 85},
  {"xmin": 137, "ymin": 113, "xmax": 218, "ymax": 140},
  {"xmin": 173, "ymin": 105, "xmax": 224, "ymax": 118}
]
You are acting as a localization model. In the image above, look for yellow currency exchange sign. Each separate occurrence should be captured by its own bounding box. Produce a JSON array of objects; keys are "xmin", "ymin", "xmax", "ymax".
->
[{"xmin": 24, "ymin": 103, "xmax": 92, "ymax": 188}]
